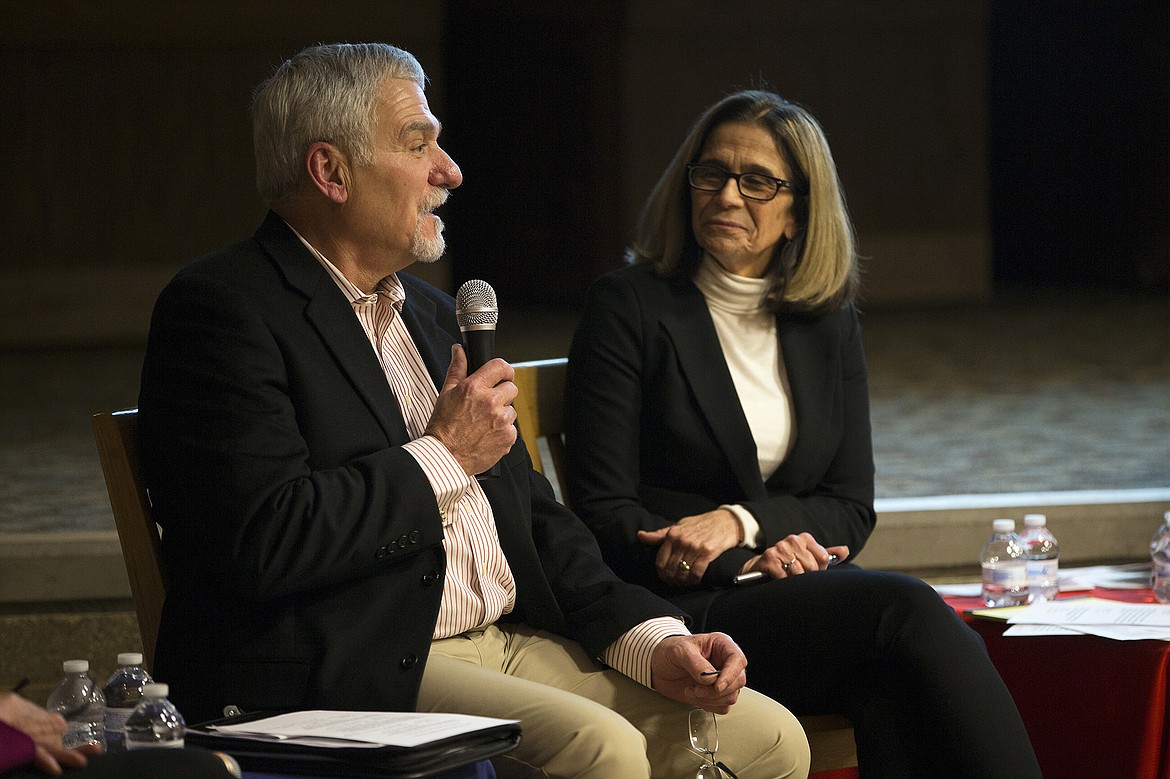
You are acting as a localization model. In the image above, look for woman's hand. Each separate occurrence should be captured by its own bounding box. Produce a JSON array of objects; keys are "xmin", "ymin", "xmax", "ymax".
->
[
  {"xmin": 637, "ymin": 509, "xmax": 742, "ymax": 585},
  {"xmin": 0, "ymin": 691, "xmax": 93, "ymax": 776},
  {"xmin": 741, "ymin": 533, "xmax": 849, "ymax": 580}
]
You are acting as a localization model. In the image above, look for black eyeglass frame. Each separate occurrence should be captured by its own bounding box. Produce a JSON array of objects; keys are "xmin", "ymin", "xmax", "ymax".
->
[
  {"xmin": 711, "ymin": 761, "xmax": 740, "ymax": 779},
  {"xmin": 686, "ymin": 163, "xmax": 795, "ymax": 202}
]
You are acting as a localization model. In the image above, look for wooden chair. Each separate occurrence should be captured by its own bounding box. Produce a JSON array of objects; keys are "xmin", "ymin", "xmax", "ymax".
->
[
  {"xmin": 93, "ymin": 408, "xmax": 166, "ymax": 672},
  {"xmin": 511, "ymin": 358, "xmax": 858, "ymax": 774},
  {"xmin": 512, "ymin": 358, "xmax": 570, "ymax": 504}
]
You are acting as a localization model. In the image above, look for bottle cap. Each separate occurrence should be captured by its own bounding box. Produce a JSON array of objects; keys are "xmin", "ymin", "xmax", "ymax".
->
[
  {"xmin": 142, "ymin": 683, "xmax": 169, "ymax": 697},
  {"xmin": 117, "ymin": 652, "xmax": 144, "ymax": 666},
  {"xmin": 992, "ymin": 519, "xmax": 1015, "ymax": 533},
  {"xmin": 1023, "ymin": 514, "xmax": 1047, "ymax": 527},
  {"xmin": 62, "ymin": 659, "xmax": 89, "ymax": 673}
]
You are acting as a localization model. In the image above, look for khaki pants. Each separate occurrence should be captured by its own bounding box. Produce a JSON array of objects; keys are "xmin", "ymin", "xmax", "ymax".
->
[{"xmin": 419, "ymin": 624, "xmax": 810, "ymax": 779}]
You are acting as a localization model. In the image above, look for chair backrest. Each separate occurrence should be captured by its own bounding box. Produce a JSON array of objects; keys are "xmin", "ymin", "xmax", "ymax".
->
[
  {"xmin": 512, "ymin": 358, "xmax": 569, "ymax": 504},
  {"xmin": 92, "ymin": 409, "xmax": 166, "ymax": 671}
]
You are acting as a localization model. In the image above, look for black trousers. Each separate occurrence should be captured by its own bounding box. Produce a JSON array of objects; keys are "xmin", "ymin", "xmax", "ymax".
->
[{"xmin": 693, "ymin": 567, "xmax": 1043, "ymax": 779}]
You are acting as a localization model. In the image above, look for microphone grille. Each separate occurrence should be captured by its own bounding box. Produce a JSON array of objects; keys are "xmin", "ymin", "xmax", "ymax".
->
[{"xmin": 455, "ymin": 279, "xmax": 498, "ymax": 328}]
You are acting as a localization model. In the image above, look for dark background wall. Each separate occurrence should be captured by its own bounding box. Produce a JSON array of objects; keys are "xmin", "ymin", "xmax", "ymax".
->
[
  {"xmin": 1, "ymin": 0, "xmax": 1165, "ymax": 347},
  {"xmin": 988, "ymin": 1, "xmax": 1169, "ymax": 290}
]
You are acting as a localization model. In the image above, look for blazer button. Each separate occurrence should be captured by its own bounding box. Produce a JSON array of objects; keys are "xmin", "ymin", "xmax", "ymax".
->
[
  {"xmin": 409, "ymin": 530, "xmax": 421, "ymax": 544},
  {"xmin": 421, "ymin": 571, "xmax": 438, "ymax": 586},
  {"xmin": 398, "ymin": 534, "xmax": 409, "ymax": 548},
  {"xmin": 400, "ymin": 655, "xmax": 418, "ymax": 670},
  {"xmin": 375, "ymin": 546, "xmax": 388, "ymax": 559}
]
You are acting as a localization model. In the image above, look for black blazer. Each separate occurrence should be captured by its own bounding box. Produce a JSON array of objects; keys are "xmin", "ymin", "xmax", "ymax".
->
[
  {"xmin": 138, "ymin": 213, "xmax": 686, "ymax": 723},
  {"xmin": 565, "ymin": 263, "xmax": 876, "ymax": 614}
]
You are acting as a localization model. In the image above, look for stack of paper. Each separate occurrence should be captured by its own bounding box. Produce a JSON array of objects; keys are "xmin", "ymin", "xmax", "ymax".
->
[
  {"xmin": 187, "ymin": 710, "xmax": 522, "ymax": 779},
  {"xmin": 203, "ymin": 710, "xmax": 520, "ymax": 748},
  {"xmin": 969, "ymin": 597, "xmax": 1170, "ymax": 641},
  {"xmin": 1055, "ymin": 562, "xmax": 1151, "ymax": 591},
  {"xmin": 932, "ymin": 562, "xmax": 1151, "ymax": 598}
]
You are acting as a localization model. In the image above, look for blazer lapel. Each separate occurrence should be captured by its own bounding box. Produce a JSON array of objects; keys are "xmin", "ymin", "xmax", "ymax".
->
[
  {"xmin": 660, "ymin": 280, "xmax": 768, "ymax": 501},
  {"xmin": 772, "ymin": 315, "xmax": 839, "ymax": 485},
  {"xmin": 256, "ymin": 213, "xmax": 410, "ymax": 444}
]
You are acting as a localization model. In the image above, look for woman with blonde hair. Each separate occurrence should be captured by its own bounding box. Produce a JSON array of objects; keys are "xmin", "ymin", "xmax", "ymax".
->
[{"xmin": 565, "ymin": 89, "xmax": 1041, "ymax": 778}]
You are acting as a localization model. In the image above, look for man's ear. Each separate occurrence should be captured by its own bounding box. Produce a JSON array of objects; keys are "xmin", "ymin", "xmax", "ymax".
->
[{"xmin": 305, "ymin": 142, "xmax": 350, "ymax": 204}]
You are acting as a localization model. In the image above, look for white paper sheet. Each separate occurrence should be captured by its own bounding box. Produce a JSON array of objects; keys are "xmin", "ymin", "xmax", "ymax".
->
[
  {"xmin": 1007, "ymin": 599, "xmax": 1170, "ymax": 628},
  {"xmin": 931, "ymin": 563, "xmax": 1152, "ymax": 599},
  {"xmin": 209, "ymin": 710, "xmax": 520, "ymax": 749},
  {"xmin": 1000, "ymin": 598, "xmax": 1170, "ymax": 640},
  {"xmin": 1057, "ymin": 562, "xmax": 1151, "ymax": 591}
]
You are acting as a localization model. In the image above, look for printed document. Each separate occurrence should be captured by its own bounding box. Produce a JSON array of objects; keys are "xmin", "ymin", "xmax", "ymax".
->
[{"xmin": 208, "ymin": 710, "xmax": 520, "ymax": 749}]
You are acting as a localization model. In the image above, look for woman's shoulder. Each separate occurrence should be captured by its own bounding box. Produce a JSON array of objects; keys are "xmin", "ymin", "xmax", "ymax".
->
[
  {"xmin": 778, "ymin": 300, "xmax": 862, "ymax": 346},
  {"xmin": 594, "ymin": 260, "xmax": 660, "ymax": 286},
  {"xmin": 589, "ymin": 260, "xmax": 694, "ymax": 303}
]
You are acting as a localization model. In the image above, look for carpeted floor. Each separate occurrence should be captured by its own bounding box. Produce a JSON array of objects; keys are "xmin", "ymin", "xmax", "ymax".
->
[{"xmin": 1, "ymin": 289, "xmax": 1167, "ymax": 534}]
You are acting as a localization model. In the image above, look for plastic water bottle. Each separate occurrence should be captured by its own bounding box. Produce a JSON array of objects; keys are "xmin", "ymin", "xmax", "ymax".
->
[
  {"xmin": 1021, "ymin": 513, "xmax": 1059, "ymax": 603},
  {"xmin": 101, "ymin": 652, "xmax": 153, "ymax": 752},
  {"xmin": 46, "ymin": 660, "xmax": 106, "ymax": 750},
  {"xmin": 981, "ymin": 518, "xmax": 1029, "ymax": 607},
  {"xmin": 123, "ymin": 683, "xmax": 185, "ymax": 749},
  {"xmin": 1150, "ymin": 511, "xmax": 1170, "ymax": 604}
]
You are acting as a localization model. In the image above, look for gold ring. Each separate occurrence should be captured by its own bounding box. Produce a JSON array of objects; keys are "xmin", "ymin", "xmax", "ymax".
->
[
  {"xmin": 782, "ymin": 556, "xmax": 797, "ymax": 571},
  {"xmin": 678, "ymin": 560, "xmax": 692, "ymax": 571}
]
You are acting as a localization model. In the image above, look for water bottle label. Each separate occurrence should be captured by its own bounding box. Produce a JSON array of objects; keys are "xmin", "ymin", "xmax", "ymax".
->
[
  {"xmin": 104, "ymin": 708, "xmax": 134, "ymax": 751},
  {"xmin": 126, "ymin": 738, "xmax": 184, "ymax": 749},
  {"xmin": 982, "ymin": 564, "xmax": 1027, "ymax": 587},
  {"xmin": 62, "ymin": 722, "xmax": 103, "ymax": 750},
  {"xmin": 1026, "ymin": 560, "xmax": 1058, "ymax": 579}
]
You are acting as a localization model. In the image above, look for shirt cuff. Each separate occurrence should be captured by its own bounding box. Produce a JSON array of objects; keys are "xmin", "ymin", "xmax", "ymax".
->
[
  {"xmin": 403, "ymin": 435, "xmax": 473, "ymax": 525},
  {"xmin": 721, "ymin": 504, "xmax": 763, "ymax": 548},
  {"xmin": 601, "ymin": 617, "xmax": 690, "ymax": 688}
]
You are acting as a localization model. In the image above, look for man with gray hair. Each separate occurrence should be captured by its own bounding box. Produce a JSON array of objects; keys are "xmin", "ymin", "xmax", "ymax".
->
[{"xmin": 138, "ymin": 43, "xmax": 809, "ymax": 778}]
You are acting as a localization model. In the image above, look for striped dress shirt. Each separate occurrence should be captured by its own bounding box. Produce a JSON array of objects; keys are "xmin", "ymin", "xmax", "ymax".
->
[{"xmin": 295, "ymin": 233, "xmax": 687, "ymax": 688}]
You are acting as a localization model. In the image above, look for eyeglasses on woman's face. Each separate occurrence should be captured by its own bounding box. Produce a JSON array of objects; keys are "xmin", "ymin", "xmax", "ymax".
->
[{"xmin": 686, "ymin": 164, "xmax": 793, "ymax": 202}]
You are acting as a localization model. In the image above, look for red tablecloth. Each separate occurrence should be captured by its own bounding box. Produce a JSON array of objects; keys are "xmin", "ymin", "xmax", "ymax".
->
[{"xmin": 946, "ymin": 588, "xmax": 1170, "ymax": 779}]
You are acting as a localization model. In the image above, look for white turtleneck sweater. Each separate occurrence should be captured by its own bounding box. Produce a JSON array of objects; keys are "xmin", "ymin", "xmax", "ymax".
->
[{"xmin": 693, "ymin": 253, "xmax": 797, "ymax": 548}]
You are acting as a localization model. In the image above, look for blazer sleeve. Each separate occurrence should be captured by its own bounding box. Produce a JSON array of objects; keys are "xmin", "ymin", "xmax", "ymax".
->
[
  {"xmin": 564, "ymin": 271, "xmax": 706, "ymax": 591},
  {"xmin": 0, "ymin": 721, "xmax": 35, "ymax": 774}
]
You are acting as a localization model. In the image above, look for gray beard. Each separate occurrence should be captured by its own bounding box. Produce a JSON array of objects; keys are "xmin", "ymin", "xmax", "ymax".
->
[{"xmin": 411, "ymin": 215, "xmax": 446, "ymax": 264}]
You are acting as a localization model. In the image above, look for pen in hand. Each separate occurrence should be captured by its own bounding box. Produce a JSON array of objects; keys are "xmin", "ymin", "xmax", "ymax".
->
[{"xmin": 732, "ymin": 552, "xmax": 842, "ymax": 585}]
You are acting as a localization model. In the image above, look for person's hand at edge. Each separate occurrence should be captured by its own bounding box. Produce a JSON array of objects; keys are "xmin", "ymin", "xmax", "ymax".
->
[{"xmin": 0, "ymin": 691, "xmax": 94, "ymax": 776}]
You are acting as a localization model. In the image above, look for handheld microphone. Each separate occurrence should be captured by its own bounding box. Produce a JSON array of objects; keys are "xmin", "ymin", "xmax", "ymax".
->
[
  {"xmin": 455, "ymin": 279, "xmax": 498, "ymax": 372},
  {"xmin": 455, "ymin": 279, "xmax": 501, "ymax": 477}
]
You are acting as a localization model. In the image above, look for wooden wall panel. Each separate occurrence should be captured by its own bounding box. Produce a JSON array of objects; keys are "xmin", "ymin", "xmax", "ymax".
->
[
  {"xmin": 620, "ymin": 0, "xmax": 993, "ymax": 305},
  {"xmin": 1, "ymin": 2, "xmax": 448, "ymax": 345}
]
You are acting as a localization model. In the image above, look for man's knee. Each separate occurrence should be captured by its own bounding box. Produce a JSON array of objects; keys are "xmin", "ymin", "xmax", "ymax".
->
[
  {"xmin": 718, "ymin": 690, "xmax": 812, "ymax": 779},
  {"xmin": 499, "ymin": 703, "xmax": 651, "ymax": 779},
  {"xmin": 562, "ymin": 707, "xmax": 650, "ymax": 769}
]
